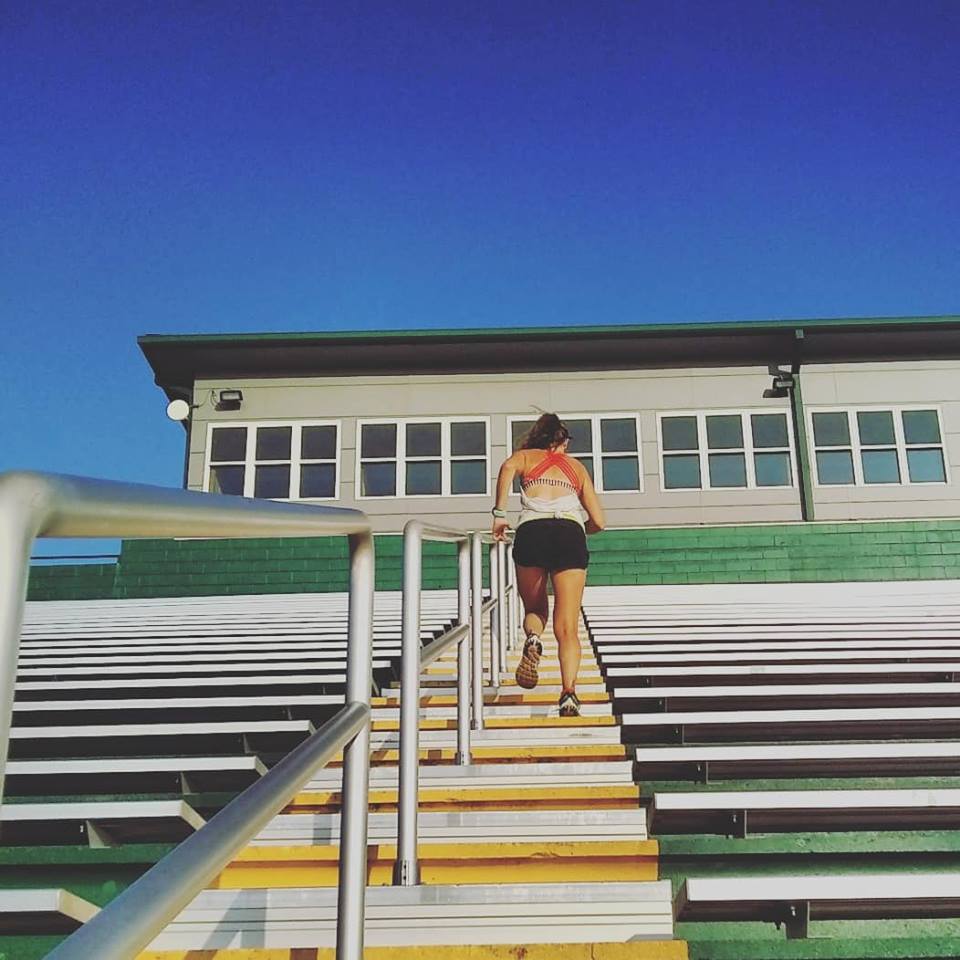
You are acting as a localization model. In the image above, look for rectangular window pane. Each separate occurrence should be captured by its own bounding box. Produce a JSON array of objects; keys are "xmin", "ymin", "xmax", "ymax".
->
[
  {"xmin": 812, "ymin": 412, "xmax": 850, "ymax": 447},
  {"xmin": 861, "ymin": 449, "xmax": 900, "ymax": 484},
  {"xmin": 566, "ymin": 419, "xmax": 593, "ymax": 454},
  {"xmin": 451, "ymin": 421, "xmax": 486, "ymax": 456},
  {"xmin": 664, "ymin": 454, "xmax": 700, "ymax": 489},
  {"xmin": 706, "ymin": 415, "xmax": 743, "ymax": 450},
  {"xmin": 661, "ymin": 416, "xmax": 698, "ymax": 452},
  {"xmin": 254, "ymin": 464, "xmax": 291, "ymax": 499},
  {"xmin": 361, "ymin": 423, "xmax": 397, "ymax": 459},
  {"xmin": 600, "ymin": 418, "xmax": 638, "ymax": 453},
  {"xmin": 752, "ymin": 413, "xmax": 789, "ymax": 449},
  {"xmin": 406, "ymin": 422, "xmax": 441, "ymax": 458},
  {"xmin": 361, "ymin": 462, "xmax": 396, "ymax": 496},
  {"xmin": 816, "ymin": 450, "xmax": 855, "ymax": 485},
  {"xmin": 405, "ymin": 461, "xmax": 441, "ymax": 495},
  {"xmin": 907, "ymin": 448, "xmax": 947, "ymax": 483},
  {"xmin": 451, "ymin": 460, "xmax": 486, "ymax": 494},
  {"xmin": 755, "ymin": 451, "xmax": 791, "ymax": 487},
  {"xmin": 302, "ymin": 425, "xmax": 337, "ymax": 460},
  {"xmin": 210, "ymin": 464, "xmax": 245, "ymax": 495},
  {"xmin": 211, "ymin": 427, "xmax": 247, "ymax": 462},
  {"xmin": 903, "ymin": 410, "xmax": 942, "ymax": 445},
  {"xmin": 857, "ymin": 411, "xmax": 896, "ymax": 447},
  {"xmin": 602, "ymin": 456, "xmax": 640, "ymax": 491},
  {"xmin": 511, "ymin": 420, "xmax": 535, "ymax": 451},
  {"xmin": 300, "ymin": 462, "xmax": 336, "ymax": 498},
  {"xmin": 255, "ymin": 426, "xmax": 292, "ymax": 461},
  {"xmin": 708, "ymin": 452, "xmax": 747, "ymax": 487}
]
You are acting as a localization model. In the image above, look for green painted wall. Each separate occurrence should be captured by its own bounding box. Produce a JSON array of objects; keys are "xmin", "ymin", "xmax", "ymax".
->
[
  {"xmin": 26, "ymin": 563, "xmax": 116, "ymax": 602},
  {"xmin": 26, "ymin": 519, "xmax": 960, "ymax": 601}
]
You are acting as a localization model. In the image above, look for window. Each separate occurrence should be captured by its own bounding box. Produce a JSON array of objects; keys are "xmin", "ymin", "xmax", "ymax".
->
[
  {"xmin": 811, "ymin": 407, "xmax": 948, "ymax": 487},
  {"xmin": 658, "ymin": 411, "xmax": 794, "ymax": 490},
  {"xmin": 507, "ymin": 414, "xmax": 642, "ymax": 493},
  {"xmin": 206, "ymin": 422, "xmax": 339, "ymax": 499},
  {"xmin": 357, "ymin": 419, "xmax": 489, "ymax": 497}
]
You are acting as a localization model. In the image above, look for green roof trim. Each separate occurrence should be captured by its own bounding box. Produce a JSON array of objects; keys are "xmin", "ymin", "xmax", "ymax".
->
[{"xmin": 138, "ymin": 314, "xmax": 960, "ymax": 346}]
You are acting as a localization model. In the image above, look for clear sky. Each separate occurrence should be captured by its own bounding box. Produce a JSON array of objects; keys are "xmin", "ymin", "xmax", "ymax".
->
[{"xmin": 2, "ymin": 1, "xmax": 958, "ymax": 555}]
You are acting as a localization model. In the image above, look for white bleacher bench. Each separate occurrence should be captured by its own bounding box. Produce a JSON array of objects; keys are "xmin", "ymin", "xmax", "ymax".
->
[
  {"xmin": 651, "ymin": 788, "xmax": 960, "ymax": 836},
  {"xmin": 4, "ymin": 756, "xmax": 266, "ymax": 796},
  {"xmin": 608, "ymin": 661, "xmax": 960, "ymax": 685},
  {"xmin": 12, "ymin": 694, "xmax": 342, "ymax": 719},
  {"xmin": 621, "ymin": 705, "xmax": 960, "ymax": 744},
  {"xmin": 150, "ymin": 881, "xmax": 675, "ymax": 949},
  {"xmin": 675, "ymin": 873, "xmax": 960, "ymax": 939},
  {"xmin": 0, "ymin": 800, "xmax": 204, "ymax": 846},
  {"xmin": 612, "ymin": 681, "xmax": 960, "ymax": 711},
  {"xmin": 9, "ymin": 719, "xmax": 315, "ymax": 758},
  {"xmin": 253, "ymin": 808, "xmax": 649, "ymax": 845},
  {"xmin": 634, "ymin": 741, "xmax": 960, "ymax": 782},
  {"xmin": 0, "ymin": 889, "xmax": 99, "ymax": 934}
]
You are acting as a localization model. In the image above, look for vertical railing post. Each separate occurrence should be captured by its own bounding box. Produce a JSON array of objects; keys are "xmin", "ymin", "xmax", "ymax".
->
[
  {"xmin": 496, "ymin": 540, "xmax": 508, "ymax": 676},
  {"xmin": 394, "ymin": 522, "xmax": 422, "ymax": 886},
  {"xmin": 456, "ymin": 539, "xmax": 471, "ymax": 765},
  {"xmin": 505, "ymin": 543, "xmax": 517, "ymax": 652},
  {"xmin": 336, "ymin": 529, "xmax": 375, "ymax": 960},
  {"xmin": 0, "ymin": 477, "xmax": 48, "ymax": 803},
  {"xmin": 488, "ymin": 542, "xmax": 501, "ymax": 684},
  {"xmin": 470, "ymin": 534, "xmax": 485, "ymax": 731}
]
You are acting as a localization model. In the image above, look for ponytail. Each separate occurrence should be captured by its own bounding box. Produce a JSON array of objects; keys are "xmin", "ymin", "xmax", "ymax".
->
[{"xmin": 519, "ymin": 413, "xmax": 570, "ymax": 450}]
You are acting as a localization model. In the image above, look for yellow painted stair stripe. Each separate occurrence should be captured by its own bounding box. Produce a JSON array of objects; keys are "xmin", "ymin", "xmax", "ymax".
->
[
  {"xmin": 372, "ymin": 692, "xmax": 610, "ymax": 707},
  {"xmin": 371, "ymin": 715, "xmax": 615, "ymax": 731},
  {"xmin": 286, "ymin": 784, "xmax": 640, "ymax": 813},
  {"xmin": 210, "ymin": 840, "xmax": 659, "ymax": 888},
  {"xmin": 140, "ymin": 940, "xmax": 689, "ymax": 959},
  {"xmin": 328, "ymin": 743, "xmax": 629, "ymax": 766}
]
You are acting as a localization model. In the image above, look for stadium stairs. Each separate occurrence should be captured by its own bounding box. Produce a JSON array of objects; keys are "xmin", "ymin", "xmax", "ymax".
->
[{"xmin": 8, "ymin": 572, "xmax": 960, "ymax": 957}]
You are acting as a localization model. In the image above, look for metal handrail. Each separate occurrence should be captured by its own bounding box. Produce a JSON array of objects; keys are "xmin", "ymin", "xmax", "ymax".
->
[
  {"xmin": 0, "ymin": 471, "xmax": 374, "ymax": 960},
  {"xmin": 394, "ymin": 520, "xmax": 515, "ymax": 887}
]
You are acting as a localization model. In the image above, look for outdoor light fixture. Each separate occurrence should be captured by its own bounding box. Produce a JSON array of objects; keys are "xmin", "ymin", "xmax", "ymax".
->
[
  {"xmin": 217, "ymin": 389, "xmax": 243, "ymax": 410},
  {"xmin": 763, "ymin": 373, "xmax": 794, "ymax": 399}
]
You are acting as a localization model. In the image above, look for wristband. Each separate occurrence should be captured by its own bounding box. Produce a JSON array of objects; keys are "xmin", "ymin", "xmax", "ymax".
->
[{"xmin": 491, "ymin": 508, "xmax": 506, "ymax": 518}]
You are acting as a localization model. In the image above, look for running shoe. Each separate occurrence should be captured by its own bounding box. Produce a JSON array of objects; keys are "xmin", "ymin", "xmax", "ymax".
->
[
  {"xmin": 558, "ymin": 690, "xmax": 581, "ymax": 718},
  {"xmin": 515, "ymin": 636, "xmax": 542, "ymax": 689}
]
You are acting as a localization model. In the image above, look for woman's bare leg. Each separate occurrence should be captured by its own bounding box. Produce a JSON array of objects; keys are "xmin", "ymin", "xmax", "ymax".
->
[
  {"xmin": 515, "ymin": 565, "xmax": 549, "ymax": 639},
  {"xmin": 551, "ymin": 567, "xmax": 587, "ymax": 692}
]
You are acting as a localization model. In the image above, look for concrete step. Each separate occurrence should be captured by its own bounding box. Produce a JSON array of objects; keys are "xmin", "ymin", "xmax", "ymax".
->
[
  {"xmin": 307, "ymin": 759, "xmax": 635, "ymax": 790},
  {"xmin": 147, "ymin": 880, "xmax": 675, "ymax": 949},
  {"xmin": 214, "ymin": 840, "xmax": 659, "ymax": 888},
  {"xmin": 253, "ymin": 808, "xmax": 649, "ymax": 845},
  {"xmin": 286, "ymin": 783, "xmax": 641, "ymax": 814}
]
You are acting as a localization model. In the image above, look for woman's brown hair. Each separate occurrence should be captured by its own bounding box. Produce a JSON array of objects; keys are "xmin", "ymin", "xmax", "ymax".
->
[{"xmin": 519, "ymin": 413, "xmax": 570, "ymax": 450}]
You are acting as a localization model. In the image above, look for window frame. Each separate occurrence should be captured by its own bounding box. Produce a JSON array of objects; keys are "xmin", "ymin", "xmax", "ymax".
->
[
  {"xmin": 505, "ymin": 413, "xmax": 644, "ymax": 495},
  {"xmin": 203, "ymin": 420, "xmax": 341, "ymax": 501},
  {"xmin": 808, "ymin": 405, "xmax": 950, "ymax": 488},
  {"xmin": 656, "ymin": 409, "xmax": 797, "ymax": 492},
  {"xmin": 354, "ymin": 416, "xmax": 491, "ymax": 499}
]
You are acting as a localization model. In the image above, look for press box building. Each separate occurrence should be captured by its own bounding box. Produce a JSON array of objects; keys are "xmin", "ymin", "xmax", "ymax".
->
[{"xmin": 28, "ymin": 314, "xmax": 960, "ymax": 601}]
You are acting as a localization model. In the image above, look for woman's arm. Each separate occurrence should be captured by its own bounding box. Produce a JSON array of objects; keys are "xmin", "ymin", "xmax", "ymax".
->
[
  {"xmin": 492, "ymin": 451, "xmax": 523, "ymax": 541},
  {"xmin": 579, "ymin": 467, "xmax": 606, "ymax": 534}
]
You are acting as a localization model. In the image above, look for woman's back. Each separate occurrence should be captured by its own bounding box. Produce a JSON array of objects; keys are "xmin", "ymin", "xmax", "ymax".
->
[{"xmin": 518, "ymin": 449, "xmax": 586, "ymax": 520}]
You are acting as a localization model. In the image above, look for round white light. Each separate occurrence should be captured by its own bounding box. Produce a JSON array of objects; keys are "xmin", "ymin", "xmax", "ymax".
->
[{"xmin": 166, "ymin": 399, "xmax": 191, "ymax": 422}]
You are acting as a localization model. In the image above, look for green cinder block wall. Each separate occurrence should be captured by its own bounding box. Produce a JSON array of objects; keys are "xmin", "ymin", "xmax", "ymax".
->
[{"xmin": 26, "ymin": 519, "xmax": 960, "ymax": 601}]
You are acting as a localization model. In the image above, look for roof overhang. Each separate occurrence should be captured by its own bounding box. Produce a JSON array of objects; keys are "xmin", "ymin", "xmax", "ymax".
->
[{"xmin": 139, "ymin": 315, "xmax": 960, "ymax": 400}]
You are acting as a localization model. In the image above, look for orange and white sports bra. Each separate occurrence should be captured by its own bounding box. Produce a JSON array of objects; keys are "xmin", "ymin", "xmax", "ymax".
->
[{"xmin": 518, "ymin": 450, "xmax": 587, "ymax": 528}]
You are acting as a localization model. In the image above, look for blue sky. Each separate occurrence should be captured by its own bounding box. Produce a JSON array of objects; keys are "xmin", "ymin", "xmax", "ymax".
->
[{"xmin": 2, "ymin": 1, "xmax": 958, "ymax": 556}]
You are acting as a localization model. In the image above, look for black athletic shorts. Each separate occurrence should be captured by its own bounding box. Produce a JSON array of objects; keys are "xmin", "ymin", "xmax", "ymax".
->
[{"xmin": 512, "ymin": 519, "xmax": 589, "ymax": 572}]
